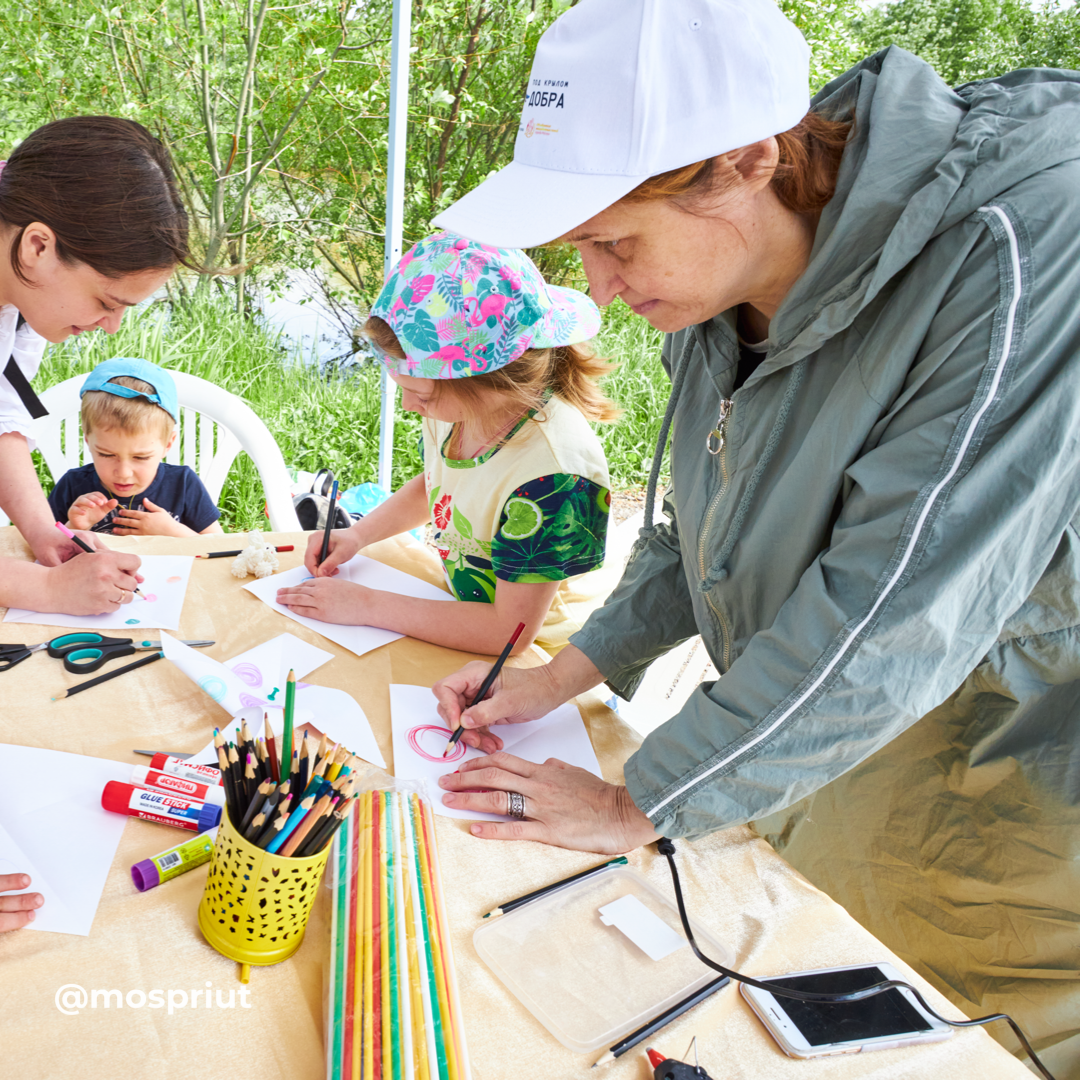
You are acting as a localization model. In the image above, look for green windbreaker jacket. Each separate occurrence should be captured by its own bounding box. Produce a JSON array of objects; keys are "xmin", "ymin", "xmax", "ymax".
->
[{"xmin": 571, "ymin": 47, "xmax": 1080, "ymax": 1065}]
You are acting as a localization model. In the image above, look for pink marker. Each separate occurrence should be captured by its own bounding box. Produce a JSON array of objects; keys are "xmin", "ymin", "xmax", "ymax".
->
[
  {"xmin": 131, "ymin": 766, "xmax": 226, "ymax": 807},
  {"xmin": 149, "ymin": 753, "xmax": 224, "ymax": 787}
]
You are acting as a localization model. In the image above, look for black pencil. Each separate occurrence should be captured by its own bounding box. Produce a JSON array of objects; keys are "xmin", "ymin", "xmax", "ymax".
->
[
  {"xmin": 318, "ymin": 479, "xmax": 339, "ymax": 566},
  {"xmin": 483, "ymin": 856, "xmax": 630, "ymax": 918},
  {"xmin": 240, "ymin": 779, "xmax": 274, "ymax": 832},
  {"xmin": 591, "ymin": 975, "xmax": 730, "ymax": 1067},
  {"xmin": 217, "ymin": 744, "xmax": 237, "ymax": 817},
  {"xmin": 444, "ymin": 621, "xmax": 526, "ymax": 756},
  {"xmin": 51, "ymin": 650, "xmax": 163, "ymax": 700}
]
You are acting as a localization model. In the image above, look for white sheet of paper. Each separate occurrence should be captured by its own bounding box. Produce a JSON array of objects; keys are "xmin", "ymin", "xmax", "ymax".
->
[
  {"xmin": 243, "ymin": 555, "xmax": 453, "ymax": 658},
  {"xmin": 0, "ymin": 744, "xmax": 131, "ymax": 936},
  {"xmin": 172, "ymin": 634, "xmax": 385, "ymax": 769},
  {"xmin": 291, "ymin": 684, "xmax": 385, "ymax": 769},
  {"xmin": 389, "ymin": 683, "xmax": 602, "ymax": 821},
  {"xmin": 3, "ymin": 554, "xmax": 194, "ymax": 631}
]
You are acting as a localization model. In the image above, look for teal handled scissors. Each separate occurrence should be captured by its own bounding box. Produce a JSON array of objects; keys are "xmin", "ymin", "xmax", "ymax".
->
[{"xmin": 0, "ymin": 633, "xmax": 214, "ymax": 674}]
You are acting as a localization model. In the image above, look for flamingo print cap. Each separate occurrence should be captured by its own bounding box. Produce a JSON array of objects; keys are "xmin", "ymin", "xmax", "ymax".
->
[{"xmin": 369, "ymin": 231, "xmax": 600, "ymax": 378}]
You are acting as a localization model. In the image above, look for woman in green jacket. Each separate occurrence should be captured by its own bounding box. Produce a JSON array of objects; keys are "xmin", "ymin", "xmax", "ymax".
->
[{"xmin": 432, "ymin": 0, "xmax": 1080, "ymax": 1069}]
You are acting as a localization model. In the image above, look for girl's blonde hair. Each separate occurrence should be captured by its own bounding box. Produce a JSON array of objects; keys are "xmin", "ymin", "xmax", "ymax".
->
[{"xmin": 364, "ymin": 316, "xmax": 620, "ymax": 424}]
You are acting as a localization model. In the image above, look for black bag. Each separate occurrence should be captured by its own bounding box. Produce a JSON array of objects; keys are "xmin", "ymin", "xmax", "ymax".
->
[{"xmin": 293, "ymin": 491, "xmax": 352, "ymax": 531}]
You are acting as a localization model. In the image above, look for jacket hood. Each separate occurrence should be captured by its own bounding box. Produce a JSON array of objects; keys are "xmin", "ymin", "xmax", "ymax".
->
[{"xmin": 762, "ymin": 47, "xmax": 1080, "ymax": 370}]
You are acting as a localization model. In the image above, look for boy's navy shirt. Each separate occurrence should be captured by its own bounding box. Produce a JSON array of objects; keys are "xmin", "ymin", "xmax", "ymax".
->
[{"xmin": 48, "ymin": 462, "xmax": 221, "ymax": 534}]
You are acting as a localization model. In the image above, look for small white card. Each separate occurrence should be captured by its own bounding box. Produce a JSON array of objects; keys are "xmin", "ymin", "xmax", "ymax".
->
[{"xmin": 598, "ymin": 894, "xmax": 686, "ymax": 962}]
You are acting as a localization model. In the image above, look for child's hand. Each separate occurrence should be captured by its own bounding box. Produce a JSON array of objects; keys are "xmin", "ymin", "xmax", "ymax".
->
[
  {"xmin": 67, "ymin": 492, "xmax": 117, "ymax": 531},
  {"xmin": 112, "ymin": 498, "xmax": 186, "ymax": 536},
  {"xmin": 304, "ymin": 526, "xmax": 362, "ymax": 578},
  {"xmin": 0, "ymin": 873, "xmax": 43, "ymax": 932},
  {"xmin": 276, "ymin": 578, "xmax": 371, "ymax": 624}
]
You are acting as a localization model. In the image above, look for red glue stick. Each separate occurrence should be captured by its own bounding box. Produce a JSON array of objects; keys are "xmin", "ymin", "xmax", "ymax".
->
[
  {"xmin": 102, "ymin": 781, "xmax": 221, "ymax": 832},
  {"xmin": 149, "ymin": 753, "xmax": 223, "ymax": 787},
  {"xmin": 131, "ymin": 766, "xmax": 226, "ymax": 808}
]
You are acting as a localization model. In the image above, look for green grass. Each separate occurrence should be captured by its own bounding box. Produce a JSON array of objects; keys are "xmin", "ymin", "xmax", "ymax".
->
[{"xmin": 34, "ymin": 295, "xmax": 669, "ymax": 529}]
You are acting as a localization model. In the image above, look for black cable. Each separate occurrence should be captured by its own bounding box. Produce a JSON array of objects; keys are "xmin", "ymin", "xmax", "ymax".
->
[{"xmin": 656, "ymin": 838, "xmax": 1056, "ymax": 1080}]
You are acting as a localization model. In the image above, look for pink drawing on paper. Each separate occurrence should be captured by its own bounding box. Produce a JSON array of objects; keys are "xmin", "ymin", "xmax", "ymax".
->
[
  {"xmin": 166, "ymin": 576, "xmax": 181, "ymax": 583},
  {"xmin": 407, "ymin": 724, "xmax": 465, "ymax": 763},
  {"xmin": 141, "ymin": 594, "xmax": 157, "ymax": 602}
]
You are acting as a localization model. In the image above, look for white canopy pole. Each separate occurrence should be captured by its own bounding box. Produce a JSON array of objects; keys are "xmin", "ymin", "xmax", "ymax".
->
[{"xmin": 378, "ymin": 0, "xmax": 412, "ymax": 490}]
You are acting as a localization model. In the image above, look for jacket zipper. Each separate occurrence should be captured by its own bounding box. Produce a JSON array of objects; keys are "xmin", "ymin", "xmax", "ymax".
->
[{"xmin": 699, "ymin": 398, "xmax": 734, "ymax": 671}]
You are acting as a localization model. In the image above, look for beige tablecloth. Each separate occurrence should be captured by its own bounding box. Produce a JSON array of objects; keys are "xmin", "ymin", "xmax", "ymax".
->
[{"xmin": 0, "ymin": 530, "xmax": 1030, "ymax": 1080}]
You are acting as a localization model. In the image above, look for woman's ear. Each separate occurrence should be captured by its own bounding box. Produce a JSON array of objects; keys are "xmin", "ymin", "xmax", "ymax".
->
[
  {"xmin": 723, "ymin": 137, "xmax": 781, "ymax": 192},
  {"xmin": 17, "ymin": 222, "xmax": 59, "ymax": 275}
]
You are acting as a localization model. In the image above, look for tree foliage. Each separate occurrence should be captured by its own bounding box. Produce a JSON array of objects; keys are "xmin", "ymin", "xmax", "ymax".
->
[{"xmin": 0, "ymin": 0, "xmax": 1076, "ymax": 323}]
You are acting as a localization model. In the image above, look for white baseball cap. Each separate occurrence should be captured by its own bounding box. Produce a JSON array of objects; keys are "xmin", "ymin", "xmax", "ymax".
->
[{"xmin": 434, "ymin": 0, "xmax": 810, "ymax": 249}]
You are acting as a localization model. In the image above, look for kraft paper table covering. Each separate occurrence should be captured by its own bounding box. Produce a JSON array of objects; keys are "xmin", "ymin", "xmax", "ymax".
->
[{"xmin": 0, "ymin": 528, "xmax": 1028, "ymax": 1080}]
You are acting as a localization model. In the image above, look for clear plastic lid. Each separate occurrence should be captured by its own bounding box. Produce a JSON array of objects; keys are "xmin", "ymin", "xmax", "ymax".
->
[{"xmin": 473, "ymin": 865, "xmax": 734, "ymax": 1054}]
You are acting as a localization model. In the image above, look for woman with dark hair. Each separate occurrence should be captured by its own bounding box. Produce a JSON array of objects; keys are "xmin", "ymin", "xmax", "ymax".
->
[
  {"xmin": 430, "ymin": 0, "xmax": 1080, "ymax": 1068},
  {"xmin": 0, "ymin": 115, "xmax": 189, "ymax": 611}
]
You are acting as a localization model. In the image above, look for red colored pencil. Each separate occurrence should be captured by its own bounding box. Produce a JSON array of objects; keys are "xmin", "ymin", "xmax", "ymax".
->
[{"xmin": 265, "ymin": 713, "xmax": 280, "ymax": 783}]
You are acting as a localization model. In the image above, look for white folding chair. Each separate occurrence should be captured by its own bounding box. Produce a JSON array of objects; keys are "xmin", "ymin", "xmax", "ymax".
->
[{"xmin": 3, "ymin": 370, "xmax": 301, "ymax": 531}]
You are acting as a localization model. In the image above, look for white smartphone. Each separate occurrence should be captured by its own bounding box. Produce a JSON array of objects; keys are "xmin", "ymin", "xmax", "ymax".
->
[{"xmin": 739, "ymin": 962, "xmax": 953, "ymax": 1058}]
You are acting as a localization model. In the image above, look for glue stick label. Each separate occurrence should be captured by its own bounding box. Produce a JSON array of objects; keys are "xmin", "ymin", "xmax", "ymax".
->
[
  {"xmin": 149, "ymin": 754, "xmax": 223, "ymax": 786},
  {"xmin": 102, "ymin": 781, "xmax": 208, "ymax": 831},
  {"xmin": 132, "ymin": 766, "xmax": 226, "ymax": 807},
  {"xmin": 149, "ymin": 832, "xmax": 214, "ymax": 884}
]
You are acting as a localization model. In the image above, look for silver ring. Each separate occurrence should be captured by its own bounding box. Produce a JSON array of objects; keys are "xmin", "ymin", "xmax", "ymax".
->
[{"xmin": 506, "ymin": 791, "xmax": 526, "ymax": 820}]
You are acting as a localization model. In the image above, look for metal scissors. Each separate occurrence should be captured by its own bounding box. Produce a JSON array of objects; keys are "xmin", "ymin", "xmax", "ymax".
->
[{"xmin": 0, "ymin": 640, "xmax": 51, "ymax": 672}]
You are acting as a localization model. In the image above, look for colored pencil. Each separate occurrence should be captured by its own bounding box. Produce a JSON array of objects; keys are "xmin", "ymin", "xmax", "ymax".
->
[
  {"xmin": 281, "ymin": 793, "xmax": 335, "ymax": 857},
  {"xmin": 51, "ymin": 650, "xmax": 163, "ymax": 700},
  {"xmin": 196, "ymin": 545, "xmax": 295, "ymax": 558},
  {"xmin": 327, "ymin": 791, "xmax": 469, "ymax": 1080},
  {"xmin": 296, "ymin": 731, "xmax": 310, "ymax": 796},
  {"xmin": 282, "ymin": 670, "xmax": 296, "ymax": 783},
  {"xmin": 240, "ymin": 779, "xmax": 274, "ymax": 832},
  {"xmin": 591, "ymin": 975, "xmax": 731, "ymax": 1067},
  {"xmin": 265, "ymin": 714, "xmax": 280, "ymax": 783},
  {"xmin": 255, "ymin": 794, "xmax": 292, "ymax": 846},
  {"xmin": 483, "ymin": 856, "xmax": 630, "ymax": 918},
  {"xmin": 319, "ymin": 479, "xmax": 339, "ymax": 567},
  {"xmin": 444, "ymin": 621, "xmax": 526, "ymax": 756}
]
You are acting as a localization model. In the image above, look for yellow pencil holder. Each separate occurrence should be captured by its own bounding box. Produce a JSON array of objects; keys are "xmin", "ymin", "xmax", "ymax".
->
[{"xmin": 197, "ymin": 810, "xmax": 331, "ymax": 970}]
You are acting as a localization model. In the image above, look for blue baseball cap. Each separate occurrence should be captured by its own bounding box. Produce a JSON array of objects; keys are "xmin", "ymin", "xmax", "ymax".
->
[{"xmin": 80, "ymin": 358, "xmax": 179, "ymax": 423}]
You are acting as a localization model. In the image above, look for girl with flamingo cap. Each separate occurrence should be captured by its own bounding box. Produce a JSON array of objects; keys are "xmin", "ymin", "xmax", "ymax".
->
[{"xmin": 278, "ymin": 231, "xmax": 620, "ymax": 658}]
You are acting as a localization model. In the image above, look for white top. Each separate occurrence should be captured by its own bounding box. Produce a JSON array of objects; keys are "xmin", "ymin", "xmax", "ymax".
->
[{"xmin": 0, "ymin": 303, "xmax": 49, "ymax": 446}]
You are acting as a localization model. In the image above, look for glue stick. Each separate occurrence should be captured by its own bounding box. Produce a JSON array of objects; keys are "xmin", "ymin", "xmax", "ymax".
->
[
  {"xmin": 131, "ymin": 830, "xmax": 216, "ymax": 892},
  {"xmin": 102, "ymin": 781, "xmax": 221, "ymax": 832},
  {"xmin": 148, "ymin": 753, "xmax": 223, "ymax": 786},
  {"xmin": 131, "ymin": 765, "xmax": 226, "ymax": 807}
]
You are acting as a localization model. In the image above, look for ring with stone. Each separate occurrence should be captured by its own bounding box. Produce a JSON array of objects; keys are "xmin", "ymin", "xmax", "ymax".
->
[{"xmin": 506, "ymin": 791, "xmax": 526, "ymax": 820}]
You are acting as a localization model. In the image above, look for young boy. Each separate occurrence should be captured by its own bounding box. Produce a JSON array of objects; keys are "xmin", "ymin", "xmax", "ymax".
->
[{"xmin": 47, "ymin": 358, "xmax": 222, "ymax": 536}]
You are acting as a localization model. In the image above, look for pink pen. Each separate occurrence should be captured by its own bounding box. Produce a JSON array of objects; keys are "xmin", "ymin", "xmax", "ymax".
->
[{"xmin": 55, "ymin": 520, "xmax": 145, "ymax": 597}]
